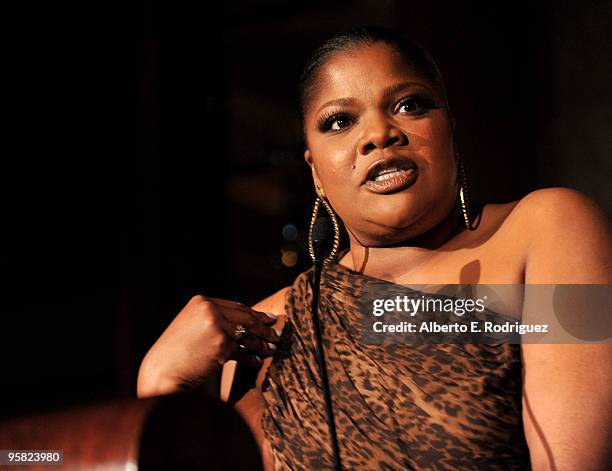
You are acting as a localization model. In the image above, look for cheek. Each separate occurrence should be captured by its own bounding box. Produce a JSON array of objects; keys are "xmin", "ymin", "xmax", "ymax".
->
[
  {"xmin": 420, "ymin": 116, "xmax": 453, "ymax": 154},
  {"xmin": 414, "ymin": 118, "xmax": 455, "ymax": 180},
  {"xmin": 313, "ymin": 146, "xmax": 356, "ymax": 186},
  {"xmin": 311, "ymin": 147, "xmax": 362, "ymax": 224}
]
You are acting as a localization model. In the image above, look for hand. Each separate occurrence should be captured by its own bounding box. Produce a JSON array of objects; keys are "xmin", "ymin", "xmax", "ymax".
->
[{"xmin": 137, "ymin": 295, "xmax": 281, "ymax": 398}]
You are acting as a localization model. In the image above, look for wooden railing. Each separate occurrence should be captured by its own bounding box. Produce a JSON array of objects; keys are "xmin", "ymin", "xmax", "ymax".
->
[{"xmin": 0, "ymin": 394, "xmax": 263, "ymax": 470}]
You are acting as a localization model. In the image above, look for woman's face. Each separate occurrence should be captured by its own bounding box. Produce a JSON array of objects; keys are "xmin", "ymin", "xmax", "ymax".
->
[{"xmin": 303, "ymin": 42, "xmax": 458, "ymax": 247}]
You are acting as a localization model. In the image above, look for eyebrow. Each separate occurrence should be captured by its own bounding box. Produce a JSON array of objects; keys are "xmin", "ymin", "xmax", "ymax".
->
[{"xmin": 314, "ymin": 80, "xmax": 430, "ymax": 116}]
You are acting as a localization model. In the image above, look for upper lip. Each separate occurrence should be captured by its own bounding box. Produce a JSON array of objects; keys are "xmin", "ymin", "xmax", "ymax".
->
[{"xmin": 363, "ymin": 155, "xmax": 419, "ymax": 183}]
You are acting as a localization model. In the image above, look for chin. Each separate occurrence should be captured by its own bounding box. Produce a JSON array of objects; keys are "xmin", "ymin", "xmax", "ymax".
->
[
  {"xmin": 367, "ymin": 193, "xmax": 422, "ymax": 229},
  {"xmin": 359, "ymin": 185, "xmax": 456, "ymax": 243},
  {"xmin": 355, "ymin": 200, "xmax": 423, "ymax": 244}
]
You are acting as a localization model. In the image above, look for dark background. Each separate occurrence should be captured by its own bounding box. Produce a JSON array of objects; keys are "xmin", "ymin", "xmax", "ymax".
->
[{"xmin": 2, "ymin": 0, "xmax": 610, "ymax": 418}]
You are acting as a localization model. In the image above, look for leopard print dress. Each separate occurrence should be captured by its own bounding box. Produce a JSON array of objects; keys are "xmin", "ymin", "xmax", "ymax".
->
[{"xmin": 261, "ymin": 257, "xmax": 530, "ymax": 470}]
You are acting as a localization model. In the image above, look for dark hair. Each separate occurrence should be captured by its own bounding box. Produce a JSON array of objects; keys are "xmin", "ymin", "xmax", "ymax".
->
[{"xmin": 298, "ymin": 25, "xmax": 451, "ymax": 148}]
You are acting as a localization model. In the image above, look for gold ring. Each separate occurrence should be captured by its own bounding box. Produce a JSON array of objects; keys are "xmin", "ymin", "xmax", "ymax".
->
[{"xmin": 234, "ymin": 324, "xmax": 247, "ymax": 340}]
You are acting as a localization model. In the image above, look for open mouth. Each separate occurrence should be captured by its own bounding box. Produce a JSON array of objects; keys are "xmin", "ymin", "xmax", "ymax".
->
[{"xmin": 363, "ymin": 157, "xmax": 419, "ymax": 194}]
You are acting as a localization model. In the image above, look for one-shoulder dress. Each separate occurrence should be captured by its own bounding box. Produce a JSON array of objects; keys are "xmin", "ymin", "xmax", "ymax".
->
[{"xmin": 261, "ymin": 257, "xmax": 531, "ymax": 470}]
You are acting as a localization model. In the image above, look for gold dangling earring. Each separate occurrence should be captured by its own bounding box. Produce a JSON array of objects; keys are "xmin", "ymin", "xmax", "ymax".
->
[
  {"xmin": 308, "ymin": 186, "xmax": 341, "ymax": 264},
  {"xmin": 457, "ymin": 156, "xmax": 478, "ymax": 231}
]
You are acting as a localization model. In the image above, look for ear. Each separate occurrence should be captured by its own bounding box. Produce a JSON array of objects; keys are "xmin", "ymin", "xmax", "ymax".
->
[
  {"xmin": 304, "ymin": 149, "xmax": 323, "ymax": 194},
  {"xmin": 304, "ymin": 148, "xmax": 313, "ymax": 167}
]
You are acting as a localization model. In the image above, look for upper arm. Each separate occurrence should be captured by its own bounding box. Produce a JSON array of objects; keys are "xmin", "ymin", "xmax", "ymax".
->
[
  {"xmin": 220, "ymin": 286, "xmax": 290, "ymax": 402},
  {"xmin": 519, "ymin": 187, "xmax": 612, "ymax": 470},
  {"xmin": 218, "ymin": 286, "xmax": 289, "ymax": 465}
]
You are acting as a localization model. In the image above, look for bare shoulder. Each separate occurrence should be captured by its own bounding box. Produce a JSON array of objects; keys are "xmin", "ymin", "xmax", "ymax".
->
[
  {"xmin": 462, "ymin": 188, "xmax": 611, "ymax": 284},
  {"xmin": 510, "ymin": 186, "xmax": 610, "ymax": 228},
  {"xmin": 483, "ymin": 187, "xmax": 606, "ymax": 226},
  {"xmin": 511, "ymin": 187, "xmax": 612, "ymax": 283},
  {"xmin": 490, "ymin": 187, "xmax": 611, "ymax": 246},
  {"xmin": 251, "ymin": 285, "xmax": 290, "ymax": 317}
]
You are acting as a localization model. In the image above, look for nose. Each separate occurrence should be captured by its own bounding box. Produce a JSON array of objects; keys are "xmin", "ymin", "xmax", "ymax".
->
[{"xmin": 357, "ymin": 111, "xmax": 409, "ymax": 156}]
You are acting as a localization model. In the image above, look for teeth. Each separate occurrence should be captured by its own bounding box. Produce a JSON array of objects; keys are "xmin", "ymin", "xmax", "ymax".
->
[
  {"xmin": 377, "ymin": 166, "xmax": 399, "ymax": 176},
  {"xmin": 373, "ymin": 169, "xmax": 409, "ymax": 181}
]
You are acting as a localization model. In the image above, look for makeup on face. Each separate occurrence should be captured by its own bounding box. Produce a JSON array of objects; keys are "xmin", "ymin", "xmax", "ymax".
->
[{"xmin": 302, "ymin": 43, "xmax": 457, "ymax": 246}]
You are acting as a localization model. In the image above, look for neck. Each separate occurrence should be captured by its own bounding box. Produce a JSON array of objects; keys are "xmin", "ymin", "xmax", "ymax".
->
[{"xmin": 346, "ymin": 206, "xmax": 464, "ymax": 276}]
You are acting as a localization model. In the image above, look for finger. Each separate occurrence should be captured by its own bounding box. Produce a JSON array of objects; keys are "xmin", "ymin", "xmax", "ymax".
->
[
  {"xmin": 249, "ymin": 309, "xmax": 279, "ymax": 326},
  {"xmin": 215, "ymin": 314, "xmax": 279, "ymax": 354},
  {"xmin": 230, "ymin": 343, "xmax": 265, "ymax": 367},
  {"xmin": 217, "ymin": 308, "xmax": 281, "ymax": 343},
  {"xmin": 234, "ymin": 333, "xmax": 278, "ymax": 357},
  {"xmin": 207, "ymin": 297, "xmax": 249, "ymax": 309},
  {"xmin": 207, "ymin": 297, "xmax": 278, "ymax": 326},
  {"xmin": 241, "ymin": 336, "xmax": 278, "ymax": 356}
]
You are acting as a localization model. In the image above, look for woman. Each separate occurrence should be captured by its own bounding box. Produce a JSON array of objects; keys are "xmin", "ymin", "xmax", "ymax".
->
[{"xmin": 137, "ymin": 26, "xmax": 612, "ymax": 470}]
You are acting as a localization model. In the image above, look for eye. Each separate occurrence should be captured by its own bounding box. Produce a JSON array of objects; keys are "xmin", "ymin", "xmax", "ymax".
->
[
  {"xmin": 395, "ymin": 93, "xmax": 437, "ymax": 116},
  {"xmin": 316, "ymin": 112, "xmax": 354, "ymax": 133}
]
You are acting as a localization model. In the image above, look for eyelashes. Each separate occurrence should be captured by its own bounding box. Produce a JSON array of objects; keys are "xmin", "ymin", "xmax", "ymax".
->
[
  {"xmin": 316, "ymin": 93, "xmax": 439, "ymax": 133},
  {"xmin": 316, "ymin": 111, "xmax": 353, "ymax": 133},
  {"xmin": 396, "ymin": 93, "xmax": 438, "ymax": 115}
]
